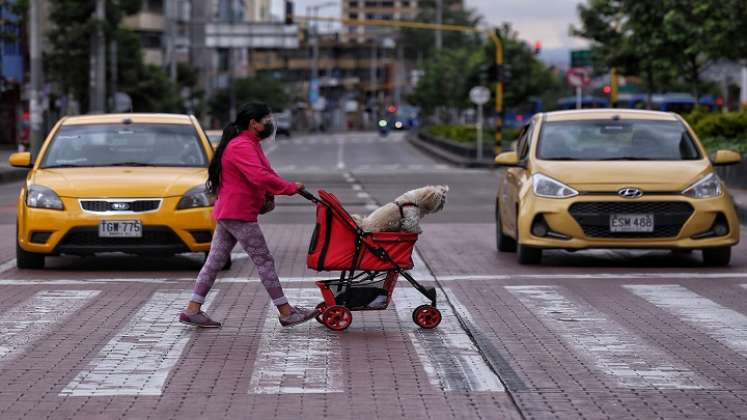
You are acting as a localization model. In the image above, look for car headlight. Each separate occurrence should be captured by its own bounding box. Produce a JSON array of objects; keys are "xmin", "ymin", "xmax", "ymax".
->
[
  {"xmin": 177, "ymin": 185, "xmax": 215, "ymax": 209},
  {"xmin": 682, "ymin": 172, "xmax": 722, "ymax": 199},
  {"xmin": 26, "ymin": 185, "xmax": 65, "ymax": 210},
  {"xmin": 532, "ymin": 173, "xmax": 578, "ymax": 199}
]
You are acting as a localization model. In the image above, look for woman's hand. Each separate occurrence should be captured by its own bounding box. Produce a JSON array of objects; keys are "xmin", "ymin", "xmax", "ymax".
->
[{"xmin": 295, "ymin": 182, "xmax": 305, "ymax": 192}]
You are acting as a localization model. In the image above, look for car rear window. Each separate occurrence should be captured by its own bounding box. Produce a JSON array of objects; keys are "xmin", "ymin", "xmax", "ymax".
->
[
  {"xmin": 536, "ymin": 120, "xmax": 702, "ymax": 161},
  {"xmin": 41, "ymin": 123, "xmax": 208, "ymax": 168}
]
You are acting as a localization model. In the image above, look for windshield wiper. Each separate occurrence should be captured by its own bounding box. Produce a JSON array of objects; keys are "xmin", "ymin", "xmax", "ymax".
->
[
  {"xmin": 598, "ymin": 157, "xmax": 656, "ymax": 161},
  {"xmin": 43, "ymin": 164, "xmax": 90, "ymax": 168},
  {"xmin": 106, "ymin": 162, "xmax": 157, "ymax": 167}
]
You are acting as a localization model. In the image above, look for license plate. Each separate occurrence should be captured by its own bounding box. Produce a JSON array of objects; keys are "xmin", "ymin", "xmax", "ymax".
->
[
  {"xmin": 609, "ymin": 214, "xmax": 654, "ymax": 233},
  {"xmin": 98, "ymin": 220, "xmax": 142, "ymax": 238}
]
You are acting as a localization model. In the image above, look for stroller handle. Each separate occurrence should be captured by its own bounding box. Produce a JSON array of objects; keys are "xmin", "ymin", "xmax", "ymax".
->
[{"xmin": 297, "ymin": 187, "xmax": 320, "ymax": 204}]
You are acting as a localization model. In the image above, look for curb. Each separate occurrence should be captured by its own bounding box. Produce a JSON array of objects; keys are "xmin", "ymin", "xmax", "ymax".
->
[
  {"xmin": 0, "ymin": 168, "xmax": 27, "ymax": 184},
  {"xmin": 407, "ymin": 133, "xmax": 496, "ymax": 169}
]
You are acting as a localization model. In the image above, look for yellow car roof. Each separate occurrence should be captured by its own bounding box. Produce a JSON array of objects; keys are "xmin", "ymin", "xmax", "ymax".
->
[
  {"xmin": 544, "ymin": 109, "xmax": 679, "ymax": 122},
  {"xmin": 61, "ymin": 113, "xmax": 194, "ymax": 125}
]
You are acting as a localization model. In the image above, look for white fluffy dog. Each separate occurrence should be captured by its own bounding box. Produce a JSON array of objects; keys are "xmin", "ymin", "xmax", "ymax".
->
[{"xmin": 351, "ymin": 185, "xmax": 449, "ymax": 233}]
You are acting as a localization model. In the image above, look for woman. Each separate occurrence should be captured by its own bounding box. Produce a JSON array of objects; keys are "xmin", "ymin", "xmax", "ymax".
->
[{"xmin": 180, "ymin": 102, "xmax": 318, "ymax": 328}]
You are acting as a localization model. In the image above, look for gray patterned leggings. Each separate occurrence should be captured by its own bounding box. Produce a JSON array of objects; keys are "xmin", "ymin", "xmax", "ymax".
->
[{"xmin": 191, "ymin": 220, "xmax": 288, "ymax": 306}]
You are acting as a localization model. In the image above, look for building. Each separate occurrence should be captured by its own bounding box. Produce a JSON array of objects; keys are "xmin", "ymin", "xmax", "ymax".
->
[
  {"xmin": 342, "ymin": 0, "xmax": 419, "ymax": 42},
  {"xmin": 0, "ymin": 0, "xmax": 24, "ymax": 145},
  {"xmin": 248, "ymin": 34, "xmax": 403, "ymax": 130}
]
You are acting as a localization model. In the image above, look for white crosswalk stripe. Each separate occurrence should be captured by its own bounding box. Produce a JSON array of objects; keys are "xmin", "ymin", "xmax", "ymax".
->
[
  {"xmin": 60, "ymin": 290, "xmax": 214, "ymax": 396},
  {"xmin": 248, "ymin": 288, "xmax": 343, "ymax": 394},
  {"xmin": 627, "ymin": 284, "xmax": 747, "ymax": 358},
  {"xmin": 393, "ymin": 287, "xmax": 505, "ymax": 392},
  {"xmin": 506, "ymin": 285, "xmax": 710, "ymax": 389},
  {"xmin": 0, "ymin": 290, "xmax": 99, "ymax": 367}
]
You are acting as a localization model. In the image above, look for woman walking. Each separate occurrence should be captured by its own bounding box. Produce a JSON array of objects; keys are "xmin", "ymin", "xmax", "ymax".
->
[{"xmin": 180, "ymin": 102, "xmax": 318, "ymax": 328}]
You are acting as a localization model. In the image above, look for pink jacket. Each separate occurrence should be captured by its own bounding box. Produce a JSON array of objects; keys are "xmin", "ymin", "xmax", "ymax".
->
[{"xmin": 212, "ymin": 130, "xmax": 297, "ymax": 222}]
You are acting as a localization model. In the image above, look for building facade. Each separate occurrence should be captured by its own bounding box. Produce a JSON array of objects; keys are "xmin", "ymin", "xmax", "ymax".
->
[{"xmin": 342, "ymin": 0, "xmax": 419, "ymax": 42}]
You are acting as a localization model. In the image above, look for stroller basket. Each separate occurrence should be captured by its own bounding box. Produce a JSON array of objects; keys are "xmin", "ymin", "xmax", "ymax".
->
[{"xmin": 307, "ymin": 190, "xmax": 418, "ymax": 271}]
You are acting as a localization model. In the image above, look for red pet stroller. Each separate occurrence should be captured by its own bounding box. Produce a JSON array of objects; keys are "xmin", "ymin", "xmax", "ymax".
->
[{"xmin": 298, "ymin": 188, "xmax": 441, "ymax": 331}]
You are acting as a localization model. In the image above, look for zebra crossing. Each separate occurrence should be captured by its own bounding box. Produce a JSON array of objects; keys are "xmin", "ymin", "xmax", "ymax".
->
[{"xmin": 1, "ymin": 280, "xmax": 747, "ymax": 396}]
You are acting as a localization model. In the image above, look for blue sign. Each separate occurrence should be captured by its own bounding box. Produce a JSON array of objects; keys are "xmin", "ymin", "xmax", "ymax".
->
[{"xmin": 309, "ymin": 79, "xmax": 320, "ymax": 105}]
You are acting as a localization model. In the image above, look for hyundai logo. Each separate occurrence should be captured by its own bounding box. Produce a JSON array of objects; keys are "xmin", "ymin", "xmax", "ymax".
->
[
  {"xmin": 618, "ymin": 187, "xmax": 643, "ymax": 199},
  {"xmin": 111, "ymin": 202, "xmax": 130, "ymax": 210}
]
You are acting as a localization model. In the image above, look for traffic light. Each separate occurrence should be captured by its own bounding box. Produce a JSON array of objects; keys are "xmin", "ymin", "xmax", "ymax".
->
[
  {"xmin": 284, "ymin": 1, "xmax": 294, "ymax": 25},
  {"xmin": 533, "ymin": 41, "xmax": 541, "ymax": 55},
  {"xmin": 387, "ymin": 105, "xmax": 397, "ymax": 114},
  {"xmin": 602, "ymin": 85, "xmax": 612, "ymax": 95}
]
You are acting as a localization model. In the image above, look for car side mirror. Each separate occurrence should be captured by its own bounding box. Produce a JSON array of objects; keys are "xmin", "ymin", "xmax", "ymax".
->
[
  {"xmin": 495, "ymin": 151, "xmax": 524, "ymax": 167},
  {"xmin": 8, "ymin": 152, "xmax": 32, "ymax": 168},
  {"xmin": 711, "ymin": 150, "xmax": 742, "ymax": 166}
]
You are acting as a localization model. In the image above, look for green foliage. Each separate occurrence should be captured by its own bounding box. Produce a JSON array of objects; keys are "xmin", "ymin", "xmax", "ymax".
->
[
  {"xmin": 208, "ymin": 75, "xmax": 291, "ymax": 124},
  {"xmin": 45, "ymin": 0, "xmax": 185, "ymax": 113},
  {"xmin": 400, "ymin": 0, "xmax": 483, "ymax": 58},
  {"xmin": 572, "ymin": 0, "xmax": 736, "ymax": 99},
  {"xmin": 685, "ymin": 110, "xmax": 747, "ymax": 141},
  {"xmin": 411, "ymin": 23, "xmax": 561, "ymax": 118},
  {"xmin": 424, "ymin": 124, "xmax": 518, "ymax": 145}
]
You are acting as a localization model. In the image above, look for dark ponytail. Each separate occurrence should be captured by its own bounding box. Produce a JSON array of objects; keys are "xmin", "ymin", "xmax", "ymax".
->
[{"xmin": 206, "ymin": 102, "xmax": 272, "ymax": 195}]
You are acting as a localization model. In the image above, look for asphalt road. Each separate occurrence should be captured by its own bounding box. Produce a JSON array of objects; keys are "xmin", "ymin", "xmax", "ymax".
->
[{"xmin": 1, "ymin": 131, "xmax": 747, "ymax": 420}]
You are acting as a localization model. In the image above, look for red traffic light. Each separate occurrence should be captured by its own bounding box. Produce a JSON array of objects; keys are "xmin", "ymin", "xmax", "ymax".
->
[
  {"xmin": 602, "ymin": 85, "xmax": 612, "ymax": 94},
  {"xmin": 533, "ymin": 41, "xmax": 541, "ymax": 54},
  {"xmin": 387, "ymin": 105, "xmax": 397, "ymax": 113}
]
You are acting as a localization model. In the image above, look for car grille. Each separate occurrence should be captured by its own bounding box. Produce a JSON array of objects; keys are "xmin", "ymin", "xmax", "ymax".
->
[
  {"xmin": 80, "ymin": 200, "xmax": 161, "ymax": 213},
  {"xmin": 569, "ymin": 201, "xmax": 694, "ymax": 238},
  {"xmin": 57, "ymin": 226, "xmax": 185, "ymax": 249}
]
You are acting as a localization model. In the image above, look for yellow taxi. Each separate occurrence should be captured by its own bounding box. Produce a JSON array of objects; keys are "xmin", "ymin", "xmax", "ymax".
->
[
  {"xmin": 495, "ymin": 109, "xmax": 741, "ymax": 266},
  {"xmin": 9, "ymin": 113, "xmax": 219, "ymax": 269}
]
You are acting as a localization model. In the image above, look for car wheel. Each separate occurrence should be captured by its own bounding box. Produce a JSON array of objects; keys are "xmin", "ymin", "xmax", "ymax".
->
[
  {"xmin": 16, "ymin": 240, "xmax": 45, "ymax": 269},
  {"xmin": 496, "ymin": 203, "xmax": 516, "ymax": 252},
  {"xmin": 702, "ymin": 247, "xmax": 731, "ymax": 267}
]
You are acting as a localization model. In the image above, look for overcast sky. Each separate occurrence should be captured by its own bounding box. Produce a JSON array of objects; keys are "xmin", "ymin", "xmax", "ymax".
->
[{"xmin": 273, "ymin": 0, "xmax": 588, "ymax": 50}]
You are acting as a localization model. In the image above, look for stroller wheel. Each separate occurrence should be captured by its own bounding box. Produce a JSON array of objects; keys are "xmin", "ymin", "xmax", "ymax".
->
[
  {"xmin": 323, "ymin": 305, "xmax": 353, "ymax": 331},
  {"xmin": 412, "ymin": 305, "xmax": 442, "ymax": 329},
  {"xmin": 315, "ymin": 302, "xmax": 327, "ymax": 324}
]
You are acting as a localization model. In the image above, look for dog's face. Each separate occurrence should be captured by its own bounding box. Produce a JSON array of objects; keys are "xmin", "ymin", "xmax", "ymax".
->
[{"xmin": 415, "ymin": 185, "xmax": 449, "ymax": 214}]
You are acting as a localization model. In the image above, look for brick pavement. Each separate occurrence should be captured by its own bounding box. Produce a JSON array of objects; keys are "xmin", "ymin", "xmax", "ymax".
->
[{"xmin": 1, "ymin": 223, "xmax": 747, "ymax": 419}]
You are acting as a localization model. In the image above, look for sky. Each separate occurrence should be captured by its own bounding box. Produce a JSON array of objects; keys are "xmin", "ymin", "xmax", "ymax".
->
[{"xmin": 271, "ymin": 0, "xmax": 588, "ymax": 51}]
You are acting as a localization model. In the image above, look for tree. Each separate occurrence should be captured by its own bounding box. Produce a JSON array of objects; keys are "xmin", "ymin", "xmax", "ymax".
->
[
  {"xmin": 400, "ymin": 0, "xmax": 483, "ymax": 61},
  {"xmin": 572, "ymin": 0, "xmax": 733, "ymax": 101},
  {"xmin": 208, "ymin": 75, "xmax": 291, "ymax": 125},
  {"xmin": 410, "ymin": 23, "xmax": 562, "ymax": 119},
  {"xmin": 45, "ymin": 0, "xmax": 185, "ymax": 113}
]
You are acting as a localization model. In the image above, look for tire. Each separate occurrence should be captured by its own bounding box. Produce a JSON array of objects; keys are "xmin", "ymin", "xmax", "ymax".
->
[
  {"xmin": 16, "ymin": 240, "xmax": 45, "ymax": 269},
  {"xmin": 412, "ymin": 305, "xmax": 442, "ymax": 329},
  {"xmin": 496, "ymin": 202, "xmax": 517, "ymax": 252},
  {"xmin": 702, "ymin": 247, "xmax": 731, "ymax": 267},
  {"xmin": 517, "ymin": 243, "xmax": 542, "ymax": 265},
  {"xmin": 322, "ymin": 305, "xmax": 353, "ymax": 331}
]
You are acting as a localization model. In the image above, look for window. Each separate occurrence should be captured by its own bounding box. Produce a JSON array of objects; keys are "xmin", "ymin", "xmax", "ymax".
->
[
  {"xmin": 349, "ymin": 13, "xmax": 358, "ymax": 19},
  {"xmin": 42, "ymin": 124, "xmax": 209, "ymax": 168},
  {"xmin": 536, "ymin": 120, "xmax": 701, "ymax": 161}
]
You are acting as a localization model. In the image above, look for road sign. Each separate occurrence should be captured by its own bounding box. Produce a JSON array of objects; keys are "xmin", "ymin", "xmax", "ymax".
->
[
  {"xmin": 469, "ymin": 86, "xmax": 491, "ymax": 105},
  {"xmin": 565, "ymin": 67, "xmax": 591, "ymax": 88},
  {"xmin": 570, "ymin": 49, "xmax": 592, "ymax": 68}
]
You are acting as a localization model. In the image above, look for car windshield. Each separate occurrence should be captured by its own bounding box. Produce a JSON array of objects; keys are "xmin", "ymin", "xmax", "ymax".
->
[
  {"xmin": 537, "ymin": 120, "xmax": 702, "ymax": 161},
  {"xmin": 42, "ymin": 123, "xmax": 208, "ymax": 168}
]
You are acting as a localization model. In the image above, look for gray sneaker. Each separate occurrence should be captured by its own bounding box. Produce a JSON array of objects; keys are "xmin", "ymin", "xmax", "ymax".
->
[
  {"xmin": 179, "ymin": 311, "xmax": 222, "ymax": 328},
  {"xmin": 279, "ymin": 306, "xmax": 320, "ymax": 327}
]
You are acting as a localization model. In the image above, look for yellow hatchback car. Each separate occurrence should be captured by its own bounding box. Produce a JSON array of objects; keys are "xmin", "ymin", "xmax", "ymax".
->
[
  {"xmin": 495, "ymin": 109, "xmax": 741, "ymax": 266},
  {"xmin": 10, "ymin": 113, "xmax": 218, "ymax": 269}
]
